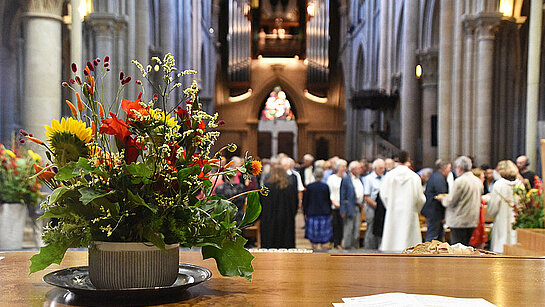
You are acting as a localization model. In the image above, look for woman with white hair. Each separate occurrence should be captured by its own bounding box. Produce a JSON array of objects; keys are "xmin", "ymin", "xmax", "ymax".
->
[
  {"xmin": 485, "ymin": 160, "xmax": 523, "ymax": 253},
  {"xmin": 327, "ymin": 159, "xmax": 347, "ymax": 249}
]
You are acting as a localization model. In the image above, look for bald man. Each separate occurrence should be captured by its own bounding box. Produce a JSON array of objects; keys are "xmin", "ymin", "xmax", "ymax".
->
[{"xmin": 515, "ymin": 155, "xmax": 538, "ymax": 188}]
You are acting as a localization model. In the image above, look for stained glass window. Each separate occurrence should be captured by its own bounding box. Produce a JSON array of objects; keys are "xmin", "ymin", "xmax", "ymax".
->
[{"xmin": 260, "ymin": 86, "xmax": 295, "ymax": 120}]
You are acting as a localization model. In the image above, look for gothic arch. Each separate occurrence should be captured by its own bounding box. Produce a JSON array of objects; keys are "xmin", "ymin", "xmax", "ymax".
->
[
  {"xmin": 420, "ymin": 0, "xmax": 439, "ymax": 49},
  {"xmin": 355, "ymin": 44, "xmax": 365, "ymax": 90},
  {"xmin": 393, "ymin": 3, "xmax": 404, "ymax": 73},
  {"xmin": 251, "ymin": 77, "xmax": 305, "ymax": 121}
]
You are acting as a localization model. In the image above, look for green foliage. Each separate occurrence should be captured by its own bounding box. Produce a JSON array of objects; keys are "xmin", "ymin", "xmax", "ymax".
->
[
  {"xmin": 29, "ymin": 54, "xmax": 263, "ymax": 281},
  {"xmin": 511, "ymin": 180, "xmax": 545, "ymax": 229},
  {"xmin": 202, "ymin": 234, "xmax": 255, "ymax": 281},
  {"xmin": 0, "ymin": 143, "xmax": 44, "ymax": 206}
]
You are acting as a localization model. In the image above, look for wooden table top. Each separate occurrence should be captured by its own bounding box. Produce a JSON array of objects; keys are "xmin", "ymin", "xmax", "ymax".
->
[{"xmin": 1, "ymin": 251, "xmax": 544, "ymax": 306}]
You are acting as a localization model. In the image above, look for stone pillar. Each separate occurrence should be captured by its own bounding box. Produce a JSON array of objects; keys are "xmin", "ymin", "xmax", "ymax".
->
[
  {"xmin": 378, "ymin": 0, "xmax": 389, "ymax": 91},
  {"xmin": 437, "ymin": 0, "xmax": 454, "ymax": 160},
  {"xmin": 135, "ymin": 0, "xmax": 150, "ymax": 95},
  {"xmin": 87, "ymin": 15, "xmax": 116, "ymax": 107},
  {"xmin": 475, "ymin": 14, "xmax": 501, "ymax": 166},
  {"xmin": 450, "ymin": 1, "xmax": 463, "ymax": 160},
  {"xmin": 525, "ymin": 0, "xmax": 542, "ymax": 168},
  {"xmin": 160, "ymin": 0, "xmax": 176, "ymax": 55},
  {"xmin": 22, "ymin": 0, "xmax": 63, "ymax": 149},
  {"xmin": 462, "ymin": 17, "xmax": 475, "ymax": 155},
  {"xmin": 70, "ymin": 0, "xmax": 82, "ymax": 104},
  {"xmin": 418, "ymin": 48, "xmax": 438, "ymax": 168},
  {"xmin": 400, "ymin": 0, "xmax": 420, "ymax": 160}
]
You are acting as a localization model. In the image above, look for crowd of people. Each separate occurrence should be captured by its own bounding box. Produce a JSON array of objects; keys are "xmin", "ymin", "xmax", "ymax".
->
[{"xmin": 215, "ymin": 152, "xmax": 541, "ymax": 253}]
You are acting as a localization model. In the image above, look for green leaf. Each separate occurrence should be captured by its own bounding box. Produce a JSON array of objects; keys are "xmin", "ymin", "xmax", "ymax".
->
[
  {"xmin": 239, "ymin": 191, "xmax": 261, "ymax": 227},
  {"xmin": 78, "ymin": 187, "xmax": 113, "ymax": 205},
  {"xmin": 177, "ymin": 165, "xmax": 201, "ymax": 183},
  {"xmin": 29, "ymin": 240, "xmax": 74, "ymax": 273},
  {"xmin": 49, "ymin": 186, "xmax": 70, "ymax": 205},
  {"xmin": 55, "ymin": 162, "xmax": 78, "ymax": 180},
  {"xmin": 202, "ymin": 234, "xmax": 254, "ymax": 280},
  {"xmin": 125, "ymin": 162, "xmax": 152, "ymax": 178},
  {"xmin": 77, "ymin": 157, "xmax": 94, "ymax": 171},
  {"xmin": 127, "ymin": 190, "xmax": 158, "ymax": 213},
  {"xmin": 144, "ymin": 229, "xmax": 166, "ymax": 250}
]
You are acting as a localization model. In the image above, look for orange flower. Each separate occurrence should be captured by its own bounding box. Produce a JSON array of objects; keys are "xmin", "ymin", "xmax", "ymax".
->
[
  {"xmin": 97, "ymin": 102, "xmax": 105, "ymax": 119},
  {"xmin": 122, "ymin": 92, "xmax": 149, "ymax": 122},
  {"xmin": 99, "ymin": 112, "xmax": 131, "ymax": 141},
  {"xmin": 76, "ymin": 93, "xmax": 83, "ymax": 112},
  {"xmin": 91, "ymin": 121, "xmax": 96, "ymax": 134},
  {"xmin": 66, "ymin": 100, "xmax": 78, "ymax": 117},
  {"xmin": 249, "ymin": 161, "xmax": 262, "ymax": 176},
  {"xmin": 33, "ymin": 164, "xmax": 55, "ymax": 181},
  {"xmin": 224, "ymin": 160, "xmax": 234, "ymax": 169},
  {"xmin": 25, "ymin": 136, "xmax": 43, "ymax": 145}
]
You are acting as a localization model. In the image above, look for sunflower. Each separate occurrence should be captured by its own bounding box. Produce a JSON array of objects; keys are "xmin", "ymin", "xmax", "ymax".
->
[
  {"xmin": 149, "ymin": 109, "xmax": 179, "ymax": 129},
  {"xmin": 45, "ymin": 117, "xmax": 93, "ymax": 166}
]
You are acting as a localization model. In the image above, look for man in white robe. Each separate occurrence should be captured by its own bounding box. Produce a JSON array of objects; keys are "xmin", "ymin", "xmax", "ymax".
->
[{"xmin": 379, "ymin": 151, "xmax": 426, "ymax": 252}]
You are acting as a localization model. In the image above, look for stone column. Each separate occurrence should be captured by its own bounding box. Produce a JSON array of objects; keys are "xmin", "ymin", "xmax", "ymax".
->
[
  {"xmin": 450, "ymin": 1, "xmax": 463, "ymax": 160},
  {"xmin": 70, "ymin": 0, "xmax": 82, "ymax": 104},
  {"xmin": 525, "ymin": 0, "xmax": 542, "ymax": 168},
  {"xmin": 475, "ymin": 14, "xmax": 501, "ymax": 166},
  {"xmin": 159, "ymin": 0, "xmax": 175, "ymax": 55},
  {"xmin": 418, "ymin": 48, "xmax": 438, "ymax": 167},
  {"xmin": 22, "ymin": 0, "xmax": 64, "ymax": 149},
  {"xmin": 437, "ymin": 0, "xmax": 454, "ymax": 160},
  {"xmin": 400, "ymin": 0, "xmax": 420, "ymax": 160},
  {"xmin": 462, "ymin": 17, "xmax": 475, "ymax": 155},
  {"xmin": 87, "ymin": 14, "xmax": 116, "ymax": 108},
  {"xmin": 378, "ymin": 0, "xmax": 389, "ymax": 91},
  {"xmin": 135, "ymin": 0, "xmax": 150, "ymax": 97}
]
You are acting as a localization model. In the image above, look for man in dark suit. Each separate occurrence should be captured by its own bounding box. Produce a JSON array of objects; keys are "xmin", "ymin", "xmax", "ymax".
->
[
  {"xmin": 421, "ymin": 159, "xmax": 451, "ymax": 242},
  {"xmin": 340, "ymin": 161, "xmax": 364, "ymax": 249}
]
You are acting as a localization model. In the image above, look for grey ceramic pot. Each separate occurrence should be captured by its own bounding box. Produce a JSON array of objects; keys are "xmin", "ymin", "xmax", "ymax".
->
[
  {"xmin": 88, "ymin": 241, "xmax": 180, "ymax": 289},
  {"xmin": 0, "ymin": 203, "xmax": 27, "ymax": 251}
]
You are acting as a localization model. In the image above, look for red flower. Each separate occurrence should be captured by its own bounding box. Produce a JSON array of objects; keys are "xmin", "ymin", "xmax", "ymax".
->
[
  {"xmin": 33, "ymin": 164, "xmax": 55, "ymax": 181},
  {"xmin": 125, "ymin": 137, "xmax": 142, "ymax": 164},
  {"xmin": 175, "ymin": 107, "xmax": 191, "ymax": 127},
  {"xmin": 198, "ymin": 120, "xmax": 206, "ymax": 130},
  {"xmin": 100, "ymin": 112, "xmax": 131, "ymax": 141},
  {"xmin": 121, "ymin": 92, "xmax": 149, "ymax": 122}
]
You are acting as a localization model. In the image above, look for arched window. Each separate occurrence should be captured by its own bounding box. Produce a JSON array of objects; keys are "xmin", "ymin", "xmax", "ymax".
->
[{"xmin": 260, "ymin": 86, "xmax": 295, "ymax": 120}]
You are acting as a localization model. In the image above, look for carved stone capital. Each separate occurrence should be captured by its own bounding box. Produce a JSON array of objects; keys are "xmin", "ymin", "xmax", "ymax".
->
[
  {"xmin": 23, "ymin": 0, "xmax": 64, "ymax": 21},
  {"xmin": 474, "ymin": 13, "xmax": 502, "ymax": 40},
  {"xmin": 417, "ymin": 48, "xmax": 438, "ymax": 86},
  {"xmin": 86, "ymin": 13, "xmax": 117, "ymax": 36},
  {"xmin": 462, "ymin": 15, "xmax": 477, "ymax": 36},
  {"xmin": 25, "ymin": 0, "xmax": 63, "ymax": 16}
]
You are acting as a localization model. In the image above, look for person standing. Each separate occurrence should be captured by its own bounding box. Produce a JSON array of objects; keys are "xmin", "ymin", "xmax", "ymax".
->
[
  {"xmin": 515, "ymin": 155, "xmax": 538, "ymax": 188},
  {"xmin": 421, "ymin": 159, "xmax": 451, "ymax": 242},
  {"xmin": 486, "ymin": 160, "xmax": 523, "ymax": 253},
  {"xmin": 299, "ymin": 154, "xmax": 315, "ymax": 187},
  {"xmin": 379, "ymin": 151, "xmax": 426, "ymax": 252},
  {"xmin": 327, "ymin": 159, "xmax": 347, "ymax": 249},
  {"xmin": 260, "ymin": 165, "xmax": 299, "ymax": 248},
  {"xmin": 437, "ymin": 156, "xmax": 483, "ymax": 246},
  {"xmin": 340, "ymin": 161, "xmax": 364, "ymax": 249},
  {"xmin": 303, "ymin": 169, "xmax": 332, "ymax": 249},
  {"xmin": 363, "ymin": 159, "xmax": 385, "ymax": 249}
]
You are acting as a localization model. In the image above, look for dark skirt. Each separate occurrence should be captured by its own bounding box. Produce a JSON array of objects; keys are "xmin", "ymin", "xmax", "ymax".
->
[{"xmin": 305, "ymin": 215, "xmax": 333, "ymax": 244}]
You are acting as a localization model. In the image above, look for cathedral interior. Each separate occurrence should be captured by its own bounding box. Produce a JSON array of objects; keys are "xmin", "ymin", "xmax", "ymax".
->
[{"xmin": 1, "ymin": 0, "xmax": 544, "ymax": 169}]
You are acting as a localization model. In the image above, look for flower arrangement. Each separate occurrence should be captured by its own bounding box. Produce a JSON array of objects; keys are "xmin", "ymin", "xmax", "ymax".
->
[
  {"xmin": 27, "ymin": 54, "xmax": 263, "ymax": 280},
  {"xmin": 510, "ymin": 176, "xmax": 544, "ymax": 229},
  {"xmin": 0, "ymin": 140, "xmax": 44, "ymax": 206}
]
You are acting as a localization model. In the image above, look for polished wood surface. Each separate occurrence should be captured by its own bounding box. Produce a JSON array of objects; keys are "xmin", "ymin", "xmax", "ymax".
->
[{"xmin": 1, "ymin": 251, "xmax": 544, "ymax": 306}]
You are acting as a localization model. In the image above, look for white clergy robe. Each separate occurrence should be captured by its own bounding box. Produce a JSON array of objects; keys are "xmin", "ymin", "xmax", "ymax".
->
[
  {"xmin": 379, "ymin": 165, "xmax": 426, "ymax": 252},
  {"xmin": 486, "ymin": 178, "xmax": 522, "ymax": 253}
]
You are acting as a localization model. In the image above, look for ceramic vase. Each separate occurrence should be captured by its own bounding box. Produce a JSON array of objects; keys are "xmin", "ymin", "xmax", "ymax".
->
[
  {"xmin": 88, "ymin": 241, "xmax": 180, "ymax": 289},
  {"xmin": 0, "ymin": 203, "xmax": 27, "ymax": 250}
]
